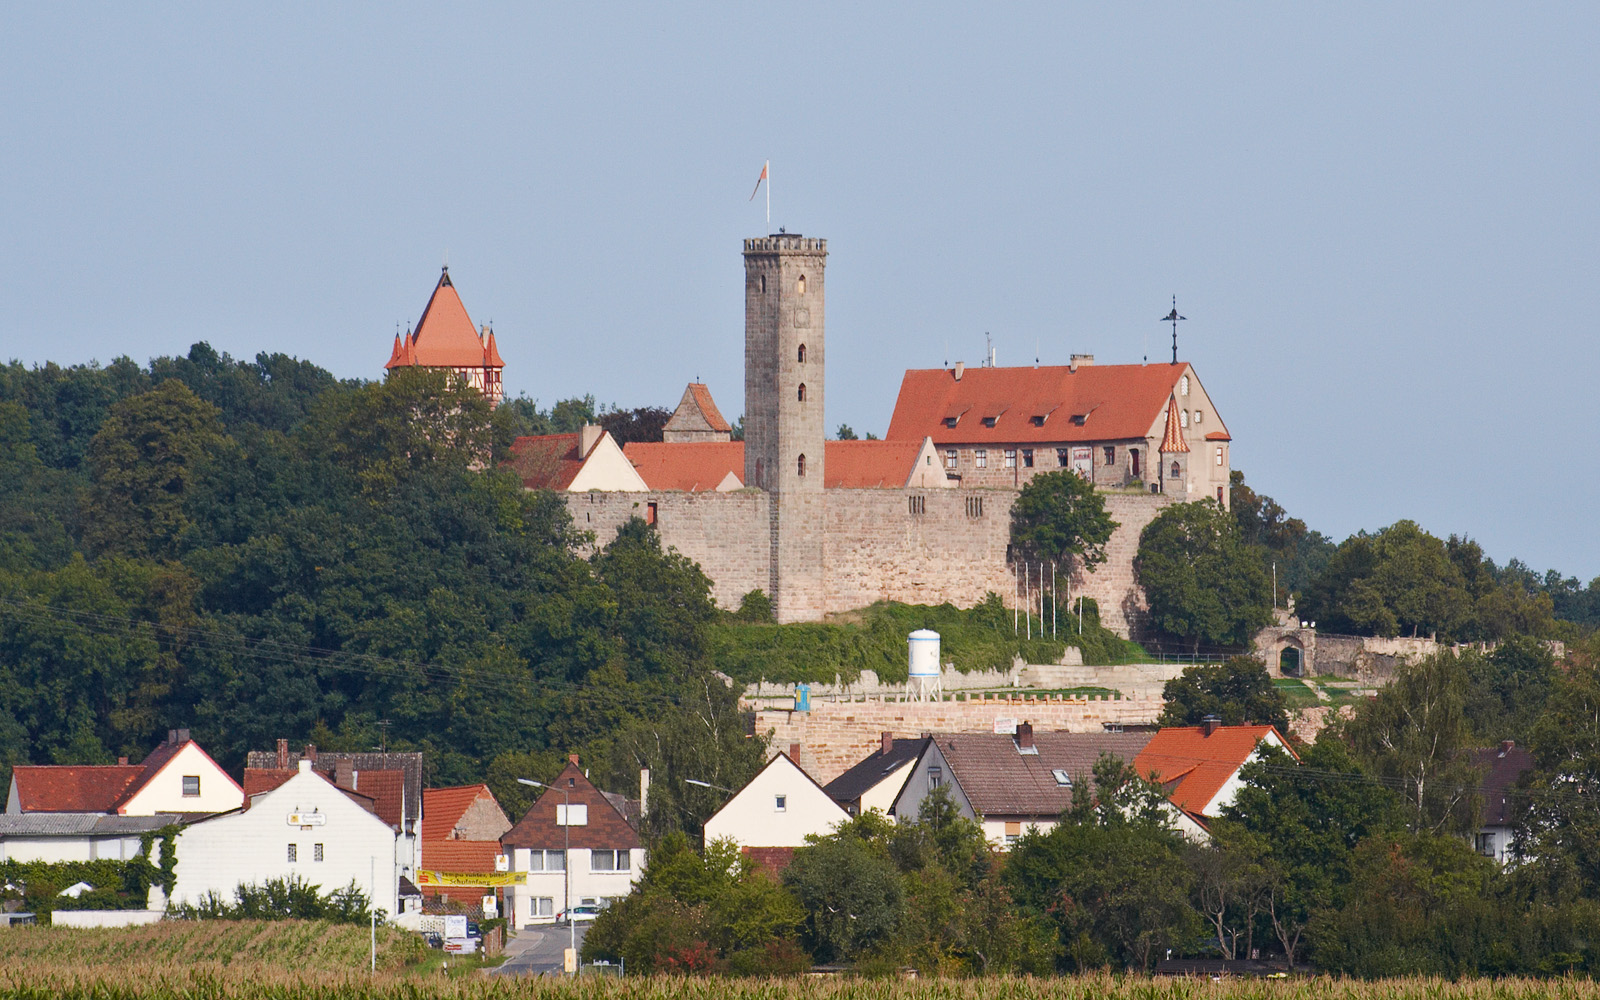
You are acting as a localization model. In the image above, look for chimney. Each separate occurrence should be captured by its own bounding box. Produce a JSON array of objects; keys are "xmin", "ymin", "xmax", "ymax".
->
[
  {"xmin": 881, "ymin": 731, "xmax": 894, "ymax": 756},
  {"xmin": 277, "ymin": 739, "xmax": 289, "ymax": 769},
  {"xmin": 789, "ymin": 743, "xmax": 802, "ymax": 761},
  {"xmin": 1070, "ymin": 353, "xmax": 1094, "ymax": 370},
  {"xmin": 167, "ymin": 729, "xmax": 177, "ymax": 745},
  {"xmin": 568, "ymin": 753, "xmax": 580, "ymax": 766},
  {"xmin": 1500, "ymin": 740, "xmax": 1515, "ymax": 757},
  {"xmin": 304, "ymin": 743, "xmax": 317, "ymax": 763},
  {"xmin": 297, "ymin": 759, "xmax": 312, "ymax": 774},
  {"xmin": 578, "ymin": 424, "xmax": 603, "ymax": 458},
  {"xmin": 1201, "ymin": 715, "xmax": 1221, "ymax": 737},
  {"xmin": 118, "ymin": 756, "xmax": 129, "ymax": 766},
  {"xmin": 953, "ymin": 362, "xmax": 965, "ymax": 381},
  {"xmin": 1017, "ymin": 721, "xmax": 1034, "ymax": 750},
  {"xmin": 639, "ymin": 768, "xmax": 651, "ymax": 819},
  {"xmin": 335, "ymin": 759, "xmax": 354, "ymax": 789},
  {"xmin": 176, "ymin": 728, "xmax": 190, "ymax": 744}
]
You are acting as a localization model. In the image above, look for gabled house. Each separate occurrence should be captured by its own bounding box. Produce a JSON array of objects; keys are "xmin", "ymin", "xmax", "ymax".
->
[
  {"xmin": 1470, "ymin": 740, "xmax": 1533, "ymax": 864},
  {"xmin": 1133, "ymin": 719, "xmax": 1297, "ymax": 838},
  {"xmin": 7, "ymin": 729, "xmax": 242, "ymax": 817},
  {"xmin": 892, "ymin": 725, "xmax": 1155, "ymax": 847},
  {"xmin": 419, "ymin": 784, "xmax": 512, "ymax": 894},
  {"xmin": 823, "ymin": 733, "xmax": 931, "ymax": 818},
  {"xmin": 509, "ymin": 426, "xmax": 650, "ymax": 492},
  {"xmin": 703, "ymin": 752, "xmax": 849, "ymax": 874},
  {"xmin": 500, "ymin": 757, "xmax": 642, "ymax": 927},
  {"xmin": 171, "ymin": 758, "xmax": 400, "ymax": 917}
]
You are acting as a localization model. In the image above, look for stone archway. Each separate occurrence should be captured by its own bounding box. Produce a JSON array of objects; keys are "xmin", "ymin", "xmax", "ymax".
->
[{"xmin": 1277, "ymin": 643, "xmax": 1304, "ymax": 677}]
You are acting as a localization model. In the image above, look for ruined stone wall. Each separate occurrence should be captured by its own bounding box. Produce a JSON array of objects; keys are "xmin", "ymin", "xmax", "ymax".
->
[{"xmin": 756, "ymin": 695, "xmax": 1165, "ymax": 784}]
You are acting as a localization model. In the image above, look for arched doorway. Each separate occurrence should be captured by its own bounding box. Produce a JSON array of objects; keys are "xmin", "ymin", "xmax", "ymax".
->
[{"xmin": 1278, "ymin": 645, "xmax": 1303, "ymax": 677}]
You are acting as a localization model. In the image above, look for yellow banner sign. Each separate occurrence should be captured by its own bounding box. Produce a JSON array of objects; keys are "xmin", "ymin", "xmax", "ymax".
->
[{"xmin": 417, "ymin": 870, "xmax": 526, "ymax": 887}]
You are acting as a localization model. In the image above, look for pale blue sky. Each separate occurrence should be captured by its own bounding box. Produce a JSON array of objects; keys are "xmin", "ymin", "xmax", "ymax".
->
[{"xmin": 2, "ymin": 5, "xmax": 1596, "ymax": 579}]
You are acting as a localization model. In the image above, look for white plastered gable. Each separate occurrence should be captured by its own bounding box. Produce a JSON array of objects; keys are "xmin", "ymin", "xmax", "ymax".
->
[
  {"xmin": 119, "ymin": 743, "xmax": 243, "ymax": 816},
  {"xmin": 703, "ymin": 753, "xmax": 848, "ymax": 849},
  {"xmin": 903, "ymin": 437, "xmax": 952, "ymax": 488},
  {"xmin": 568, "ymin": 431, "xmax": 649, "ymax": 491}
]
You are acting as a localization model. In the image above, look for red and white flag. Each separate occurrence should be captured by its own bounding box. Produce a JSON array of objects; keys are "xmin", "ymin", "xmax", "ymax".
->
[{"xmin": 749, "ymin": 161, "xmax": 768, "ymax": 201}]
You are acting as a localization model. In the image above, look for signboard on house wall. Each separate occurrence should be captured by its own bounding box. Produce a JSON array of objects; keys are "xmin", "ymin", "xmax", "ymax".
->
[
  {"xmin": 417, "ymin": 870, "xmax": 527, "ymax": 887},
  {"xmin": 1070, "ymin": 447, "xmax": 1092, "ymax": 478}
]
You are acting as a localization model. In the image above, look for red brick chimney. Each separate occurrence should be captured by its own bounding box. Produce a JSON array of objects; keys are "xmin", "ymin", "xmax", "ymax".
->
[
  {"xmin": 789, "ymin": 743, "xmax": 801, "ymax": 761},
  {"xmin": 1499, "ymin": 740, "xmax": 1515, "ymax": 757},
  {"xmin": 304, "ymin": 743, "xmax": 317, "ymax": 763},
  {"xmin": 276, "ymin": 739, "xmax": 289, "ymax": 769},
  {"xmin": 1202, "ymin": 715, "xmax": 1221, "ymax": 737},
  {"xmin": 568, "ymin": 753, "xmax": 580, "ymax": 765},
  {"xmin": 881, "ymin": 731, "xmax": 894, "ymax": 755},
  {"xmin": 1017, "ymin": 721, "xmax": 1034, "ymax": 750},
  {"xmin": 118, "ymin": 756, "xmax": 129, "ymax": 766}
]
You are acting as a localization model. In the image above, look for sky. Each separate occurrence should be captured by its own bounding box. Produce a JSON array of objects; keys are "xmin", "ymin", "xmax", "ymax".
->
[{"xmin": 2, "ymin": 5, "xmax": 1597, "ymax": 580}]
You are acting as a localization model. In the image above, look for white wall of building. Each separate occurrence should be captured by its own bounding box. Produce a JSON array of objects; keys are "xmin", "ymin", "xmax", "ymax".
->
[
  {"xmin": 704, "ymin": 754, "xmax": 847, "ymax": 849},
  {"xmin": 569, "ymin": 433, "xmax": 649, "ymax": 491},
  {"xmin": 857, "ymin": 760, "xmax": 915, "ymax": 818},
  {"xmin": 505, "ymin": 847, "xmax": 644, "ymax": 927},
  {"xmin": 1195, "ymin": 730, "xmax": 1290, "ymax": 818},
  {"xmin": 120, "ymin": 744, "xmax": 243, "ymax": 816},
  {"xmin": 172, "ymin": 761, "xmax": 398, "ymax": 916},
  {"xmin": 0, "ymin": 835, "xmax": 146, "ymax": 863}
]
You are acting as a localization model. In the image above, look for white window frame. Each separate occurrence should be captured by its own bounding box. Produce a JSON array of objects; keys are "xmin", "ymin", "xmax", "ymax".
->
[
  {"xmin": 775, "ymin": 795, "xmax": 787, "ymax": 812},
  {"xmin": 975, "ymin": 449, "xmax": 987, "ymax": 469},
  {"xmin": 1004, "ymin": 449, "xmax": 1016, "ymax": 468},
  {"xmin": 944, "ymin": 449, "xmax": 958, "ymax": 469}
]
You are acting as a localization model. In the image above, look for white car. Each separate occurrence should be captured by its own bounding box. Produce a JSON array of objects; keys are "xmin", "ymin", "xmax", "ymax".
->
[{"xmin": 557, "ymin": 905, "xmax": 602, "ymax": 924}]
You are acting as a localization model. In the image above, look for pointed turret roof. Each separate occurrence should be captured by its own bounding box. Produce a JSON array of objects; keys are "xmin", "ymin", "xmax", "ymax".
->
[
  {"xmin": 386, "ymin": 267, "xmax": 504, "ymax": 371},
  {"xmin": 1159, "ymin": 394, "xmax": 1189, "ymax": 454}
]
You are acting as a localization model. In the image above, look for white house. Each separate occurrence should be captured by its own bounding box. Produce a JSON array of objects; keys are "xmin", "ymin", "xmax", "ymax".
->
[
  {"xmin": 6, "ymin": 729, "xmax": 242, "ymax": 817},
  {"xmin": 703, "ymin": 752, "xmax": 849, "ymax": 867},
  {"xmin": 500, "ymin": 757, "xmax": 644, "ymax": 927},
  {"xmin": 171, "ymin": 759, "xmax": 400, "ymax": 917},
  {"xmin": 823, "ymin": 734, "xmax": 931, "ymax": 818}
]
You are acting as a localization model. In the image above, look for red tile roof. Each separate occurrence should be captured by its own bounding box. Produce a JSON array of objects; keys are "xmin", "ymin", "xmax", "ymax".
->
[
  {"xmin": 9, "ymin": 766, "xmax": 143, "ymax": 813},
  {"xmin": 741, "ymin": 846, "xmax": 796, "ymax": 875},
  {"xmin": 422, "ymin": 785, "xmax": 496, "ymax": 843},
  {"xmin": 508, "ymin": 434, "xmax": 585, "ymax": 490},
  {"xmin": 823, "ymin": 440, "xmax": 924, "ymax": 488},
  {"xmin": 353, "ymin": 770, "xmax": 407, "ymax": 829},
  {"xmin": 424, "ymin": 840, "xmax": 504, "ymax": 873},
  {"xmin": 240, "ymin": 767, "xmax": 381, "ymax": 816},
  {"xmin": 501, "ymin": 761, "xmax": 641, "ymax": 852},
  {"xmin": 1204, "ymin": 431, "xmax": 1232, "ymax": 441},
  {"xmin": 687, "ymin": 384, "xmax": 731, "ymax": 433},
  {"xmin": 1133, "ymin": 725, "xmax": 1294, "ymax": 816},
  {"xmin": 932, "ymin": 732, "xmax": 1155, "ymax": 818},
  {"xmin": 885, "ymin": 363, "xmax": 1193, "ymax": 445},
  {"xmin": 623, "ymin": 442, "xmax": 745, "ymax": 491},
  {"xmin": 242, "ymin": 768, "xmax": 298, "ymax": 799},
  {"xmin": 386, "ymin": 268, "xmax": 502, "ymax": 371},
  {"xmin": 1158, "ymin": 395, "xmax": 1189, "ymax": 454}
]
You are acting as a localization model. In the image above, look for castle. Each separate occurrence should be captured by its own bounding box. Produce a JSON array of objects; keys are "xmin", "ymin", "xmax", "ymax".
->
[{"xmin": 390, "ymin": 236, "xmax": 1234, "ymax": 636}]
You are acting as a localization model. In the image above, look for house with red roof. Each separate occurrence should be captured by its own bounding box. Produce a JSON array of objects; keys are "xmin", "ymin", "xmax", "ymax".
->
[
  {"xmin": 385, "ymin": 266, "xmax": 505, "ymax": 407},
  {"xmin": 702, "ymin": 751, "xmax": 850, "ymax": 874},
  {"xmin": 1134, "ymin": 719, "xmax": 1297, "ymax": 839},
  {"xmin": 417, "ymin": 785, "xmax": 511, "ymax": 903},
  {"xmin": 508, "ymin": 426, "xmax": 648, "ymax": 492}
]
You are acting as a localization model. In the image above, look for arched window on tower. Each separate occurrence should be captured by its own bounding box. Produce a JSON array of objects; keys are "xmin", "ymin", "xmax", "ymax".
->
[
  {"xmin": 797, "ymin": 454, "xmax": 807, "ymax": 477},
  {"xmin": 798, "ymin": 383, "xmax": 807, "ymax": 402},
  {"xmin": 1170, "ymin": 460, "xmax": 1181, "ymax": 479},
  {"xmin": 797, "ymin": 274, "xmax": 807, "ymax": 295},
  {"xmin": 797, "ymin": 343, "xmax": 806, "ymax": 363}
]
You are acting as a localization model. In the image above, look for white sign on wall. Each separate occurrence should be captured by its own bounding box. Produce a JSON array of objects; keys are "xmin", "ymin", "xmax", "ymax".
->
[
  {"xmin": 286, "ymin": 811, "xmax": 326, "ymax": 826},
  {"xmin": 556, "ymin": 804, "xmax": 588, "ymax": 826},
  {"xmin": 992, "ymin": 718, "xmax": 1018, "ymax": 735}
]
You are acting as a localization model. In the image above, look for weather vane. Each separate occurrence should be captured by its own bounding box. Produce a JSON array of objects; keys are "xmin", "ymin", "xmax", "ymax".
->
[{"xmin": 1160, "ymin": 296, "xmax": 1186, "ymax": 365}]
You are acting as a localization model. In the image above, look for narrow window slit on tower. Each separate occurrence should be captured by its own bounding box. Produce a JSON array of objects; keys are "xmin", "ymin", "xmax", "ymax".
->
[
  {"xmin": 797, "ymin": 344, "xmax": 806, "ymax": 363},
  {"xmin": 798, "ymin": 383, "xmax": 807, "ymax": 402},
  {"xmin": 797, "ymin": 454, "xmax": 806, "ymax": 477}
]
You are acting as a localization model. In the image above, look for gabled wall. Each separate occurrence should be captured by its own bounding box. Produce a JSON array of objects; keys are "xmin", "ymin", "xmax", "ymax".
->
[
  {"xmin": 703, "ymin": 754, "xmax": 847, "ymax": 849},
  {"xmin": 120, "ymin": 744, "xmax": 243, "ymax": 816}
]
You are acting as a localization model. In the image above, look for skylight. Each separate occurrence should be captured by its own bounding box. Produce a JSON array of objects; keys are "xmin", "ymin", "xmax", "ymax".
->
[{"xmin": 1051, "ymin": 769, "xmax": 1073, "ymax": 787}]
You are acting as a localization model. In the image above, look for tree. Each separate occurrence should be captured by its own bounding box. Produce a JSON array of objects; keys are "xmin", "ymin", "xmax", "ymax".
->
[
  {"xmin": 784, "ymin": 831, "xmax": 906, "ymax": 963},
  {"xmin": 599, "ymin": 406, "xmax": 671, "ymax": 445},
  {"xmin": 1229, "ymin": 470, "xmax": 1334, "ymax": 599},
  {"xmin": 1462, "ymin": 636, "xmax": 1558, "ymax": 745},
  {"xmin": 82, "ymin": 379, "xmax": 226, "ymax": 558},
  {"xmin": 1159, "ymin": 656, "xmax": 1290, "ymax": 732},
  {"xmin": 1299, "ymin": 521, "xmax": 1476, "ymax": 640},
  {"xmin": 1135, "ymin": 500, "xmax": 1272, "ymax": 650},
  {"xmin": 835, "ymin": 424, "xmax": 858, "ymax": 440},
  {"xmin": 1010, "ymin": 470, "xmax": 1119, "ymax": 570},
  {"xmin": 1344, "ymin": 651, "xmax": 1480, "ymax": 834},
  {"xmin": 1515, "ymin": 653, "xmax": 1600, "ymax": 900}
]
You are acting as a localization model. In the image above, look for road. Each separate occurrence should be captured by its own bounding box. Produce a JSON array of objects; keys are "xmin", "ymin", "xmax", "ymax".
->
[{"xmin": 491, "ymin": 923, "xmax": 590, "ymax": 977}]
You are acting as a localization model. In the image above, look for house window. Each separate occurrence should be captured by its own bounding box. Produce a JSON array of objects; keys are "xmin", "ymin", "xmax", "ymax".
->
[
  {"xmin": 182, "ymin": 775, "xmax": 200, "ymax": 797},
  {"xmin": 965, "ymin": 497, "xmax": 983, "ymax": 518},
  {"xmin": 908, "ymin": 495, "xmax": 925, "ymax": 515},
  {"xmin": 1476, "ymin": 832, "xmax": 1496, "ymax": 857},
  {"xmin": 1130, "ymin": 449, "xmax": 1140, "ymax": 478},
  {"xmin": 797, "ymin": 383, "xmax": 806, "ymax": 402},
  {"xmin": 1051, "ymin": 769, "xmax": 1072, "ymax": 787},
  {"xmin": 1004, "ymin": 821, "xmax": 1022, "ymax": 846},
  {"xmin": 1171, "ymin": 461, "xmax": 1181, "ymax": 479},
  {"xmin": 975, "ymin": 449, "xmax": 987, "ymax": 469},
  {"xmin": 287, "ymin": 844, "xmax": 298, "ymax": 863},
  {"xmin": 556, "ymin": 804, "xmax": 588, "ymax": 826},
  {"xmin": 1031, "ymin": 415, "xmax": 1045, "ymax": 426},
  {"xmin": 532, "ymin": 897, "xmax": 555, "ymax": 917},
  {"xmin": 1004, "ymin": 449, "xmax": 1016, "ymax": 468},
  {"xmin": 775, "ymin": 795, "xmax": 787, "ymax": 812},
  {"xmin": 1180, "ymin": 409, "xmax": 1188, "ymax": 428},
  {"xmin": 928, "ymin": 765, "xmax": 943, "ymax": 788},
  {"xmin": 1217, "ymin": 486, "xmax": 1225, "ymax": 504},
  {"xmin": 797, "ymin": 454, "xmax": 806, "ymax": 477},
  {"xmin": 944, "ymin": 416, "xmax": 959, "ymax": 428},
  {"xmin": 1216, "ymin": 446, "xmax": 1224, "ymax": 466},
  {"xmin": 797, "ymin": 344, "xmax": 806, "ymax": 363},
  {"xmin": 528, "ymin": 849, "xmax": 566, "ymax": 872},
  {"xmin": 1022, "ymin": 449, "xmax": 1034, "ymax": 468},
  {"xmin": 1056, "ymin": 448, "xmax": 1069, "ymax": 467},
  {"xmin": 1103, "ymin": 446, "xmax": 1115, "ymax": 466},
  {"xmin": 591, "ymin": 850, "xmax": 630, "ymax": 872},
  {"xmin": 1194, "ymin": 409, "xmax": 1203, "ymax": 424},
  {"xmin": 1180, "ymin": 375, "xmax": 1190, "ymax": 396},
  {"xmin": 314, "ymin": 843, "xmax": 324, "ymax": 862},
  {"xmin": 944, "ymin": 450, "xmax": 958, "ymax": 469},
  {"xmin": 982, "ymin": 416, "xmax": 997, "ymax": 428}
]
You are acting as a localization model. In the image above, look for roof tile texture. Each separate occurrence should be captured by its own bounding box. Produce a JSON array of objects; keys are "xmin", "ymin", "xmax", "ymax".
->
[
  {"xmin": 935, "ymin": 731, "xmax": 1154, "ymax": 818},
  {"xmin": 1133, "ymin": 725, "xmax": 1285, "ymax": 815},
  {"xmin": 386, "ymin": 270, "xmax": 501, "ymax": 371},
  {"xmin": 500, "ymin": 762, "xmax": 641, "ymax": 852}
]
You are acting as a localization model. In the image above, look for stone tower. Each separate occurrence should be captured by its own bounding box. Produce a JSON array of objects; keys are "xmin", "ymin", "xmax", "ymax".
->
[{"xmin": 744, "ymin": 234, "xmax": 827, "ymax": 622}]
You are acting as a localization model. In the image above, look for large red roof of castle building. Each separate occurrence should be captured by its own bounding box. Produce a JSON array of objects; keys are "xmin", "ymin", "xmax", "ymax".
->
[
  {"xmin": 386, "ymin": 268, "xmax": 502, "ymax": 371},
  {"xmin": 885, "ymin": 363, "xmax": 1195, "ymax": 445},
  {"xmin": 624, "ymin": 442, "xmax": 745, "ymax": 491}
]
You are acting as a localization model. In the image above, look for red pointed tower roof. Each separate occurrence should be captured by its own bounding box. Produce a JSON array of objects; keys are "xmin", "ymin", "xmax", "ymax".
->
[
  {"xmin": 1159, "ymin": 394, "xmax": 1190, "ymax": 454},
  {"xmin": 386, "ymin": 267, "xmax": 503, "ymax": 371}
]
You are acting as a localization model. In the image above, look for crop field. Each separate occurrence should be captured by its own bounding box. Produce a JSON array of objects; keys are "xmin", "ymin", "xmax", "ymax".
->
[{"xmin": 0, "ymin": 920, "xmax": 427, "ymax": 975}]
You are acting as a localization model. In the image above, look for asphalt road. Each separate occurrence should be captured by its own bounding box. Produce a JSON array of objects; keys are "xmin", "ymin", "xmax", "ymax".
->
[{"xmin": 492, "ymin": 923, "xmax": 590, "ymax": 977}]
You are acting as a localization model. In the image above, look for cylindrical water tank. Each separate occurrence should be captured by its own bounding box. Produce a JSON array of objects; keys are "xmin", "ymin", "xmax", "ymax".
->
[{"xmin": 908, "ymin": 629, "xmax": 941, "ymax": 679}]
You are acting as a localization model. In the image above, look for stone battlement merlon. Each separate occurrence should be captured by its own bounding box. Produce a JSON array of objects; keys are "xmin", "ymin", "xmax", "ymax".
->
[{"xmin": 744, "ymin": 236, "xmax": 827, "ymax": 254}]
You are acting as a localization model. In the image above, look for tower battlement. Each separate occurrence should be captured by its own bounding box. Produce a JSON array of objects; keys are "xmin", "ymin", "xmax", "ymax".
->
[{"xmin": 744, "ymin": 235, "xmax": 827, "ymax": 254}]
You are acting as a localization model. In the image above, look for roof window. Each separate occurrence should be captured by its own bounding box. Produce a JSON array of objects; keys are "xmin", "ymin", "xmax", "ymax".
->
[{"xmin": 1051, "ymin": 769, "xmax": 1073, "ymax": 787}]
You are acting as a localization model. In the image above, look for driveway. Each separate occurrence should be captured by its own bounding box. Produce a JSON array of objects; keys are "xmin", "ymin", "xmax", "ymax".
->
[{"xmin": 491, "ymin": 923, "xmax": 589, "ymax": 977}]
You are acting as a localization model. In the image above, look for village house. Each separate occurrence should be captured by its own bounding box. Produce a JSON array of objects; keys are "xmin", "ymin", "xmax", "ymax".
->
[
  {"xmin": 417, "ymin": 784, "xmax": 513, "ymax": 910},
  {"xmin": 500, "ymin": 757, "xmax": 643, "ymax": 927},
  {"xmin": 823, "ymin": 733, "xmax": 932, "ymax": 818},
  {"xmin": 1470, "ymin": 740, "xmax": 1533, "ymax": 863},
  {"xmin": 1132, "ymin": 718, "xmax": 1298, "ymax": 839},
  {"xmin": 703, "ymin": 752, "xmax": 850, "ymax": 874}
]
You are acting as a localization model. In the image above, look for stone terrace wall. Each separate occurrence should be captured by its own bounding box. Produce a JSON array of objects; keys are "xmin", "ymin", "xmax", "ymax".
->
[
  {"xmin": 822, "ymin": 488, "xmax": 1015, "ymax": 614},
  {"xmin": 565, "ymin": 491, "xmax": 772, "ymax": 611},
  {"xmin": 1062, "ymin": 493, "xmax": 1174, "ymax": 637},
  {"xmin": 757, "ymin": 694, "xmax": 1165, "ymax": 784}
]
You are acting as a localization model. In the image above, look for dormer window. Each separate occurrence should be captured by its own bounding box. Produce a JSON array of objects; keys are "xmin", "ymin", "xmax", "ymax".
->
[
  {"xmin": 944, "ymin": 417, "xmax": 959, "ymax": 428},
  {"xmin": 982, "ymin": 417, "xmax": 997, "ymax": 428},
  {"xmin": 1031, "ymin": 415, "xmax": 1045, "ymax": 426}
]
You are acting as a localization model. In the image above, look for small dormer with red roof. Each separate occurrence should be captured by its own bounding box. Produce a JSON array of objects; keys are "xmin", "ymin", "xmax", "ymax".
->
[{"xmin": 385, "ymin": 267, "xmax": 505, "ymax": 407}]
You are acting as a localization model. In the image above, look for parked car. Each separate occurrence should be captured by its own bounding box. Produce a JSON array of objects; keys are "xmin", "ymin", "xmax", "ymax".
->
[
  {"xmin": 557, "ymin": 905, "xmax": 602, "ymax": 924},
  {"xmin": 466, "ymin": 921, "xmax": 482, "ymax": 940},
  {"xmin": 422, "ymin": 931, "xmax": 443, "ymax": 949}
]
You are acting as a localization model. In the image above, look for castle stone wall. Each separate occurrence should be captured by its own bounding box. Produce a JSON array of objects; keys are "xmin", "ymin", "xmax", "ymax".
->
[
  {"xmin": 1063, "ymin": 493, "xmax": 1174, "ymax": 636},
  {"xmin": 756, "ymin": 695, "xmax": 1165, "ymax": 784}
]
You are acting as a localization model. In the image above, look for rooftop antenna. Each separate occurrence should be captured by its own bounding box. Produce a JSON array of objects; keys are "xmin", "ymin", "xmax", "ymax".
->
[
  {"xmin": 943, "ymin": 338, "xmax": 948, "ymax": 368},
  {"xmin": 984, "ymin": 332, "xmax": 995, "ymax": 368},
  {"xmin": 1161, "ymin": 296, "xmax": 1186, "ymax": 365}
]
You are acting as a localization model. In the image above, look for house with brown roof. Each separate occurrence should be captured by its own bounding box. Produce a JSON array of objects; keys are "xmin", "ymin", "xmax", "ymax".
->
[
  {"xmin": 385, "ymin": 266, "xmax": 505, "ymax": 407},
  {"xmin": 824, "ymin": 733, "xmax": 932, "ymax": 818},
  {"xmin": 1469, "ymin": 740, "xmax": 1533, "ymax": 864},
  {"xmin": 892, "ymin": 725, "xmax": 1156, "ymax": 847},
  {"xmin": 703, "ymin": 752, "xmax": 850, "ymax": 874},
  {"xmin": 500, "ymin": 757, "xmax": 642, "ymax": 927},
  {"xmin": 1133, "ymin": 719, "xmax": 1297, "ymax": 839}
]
